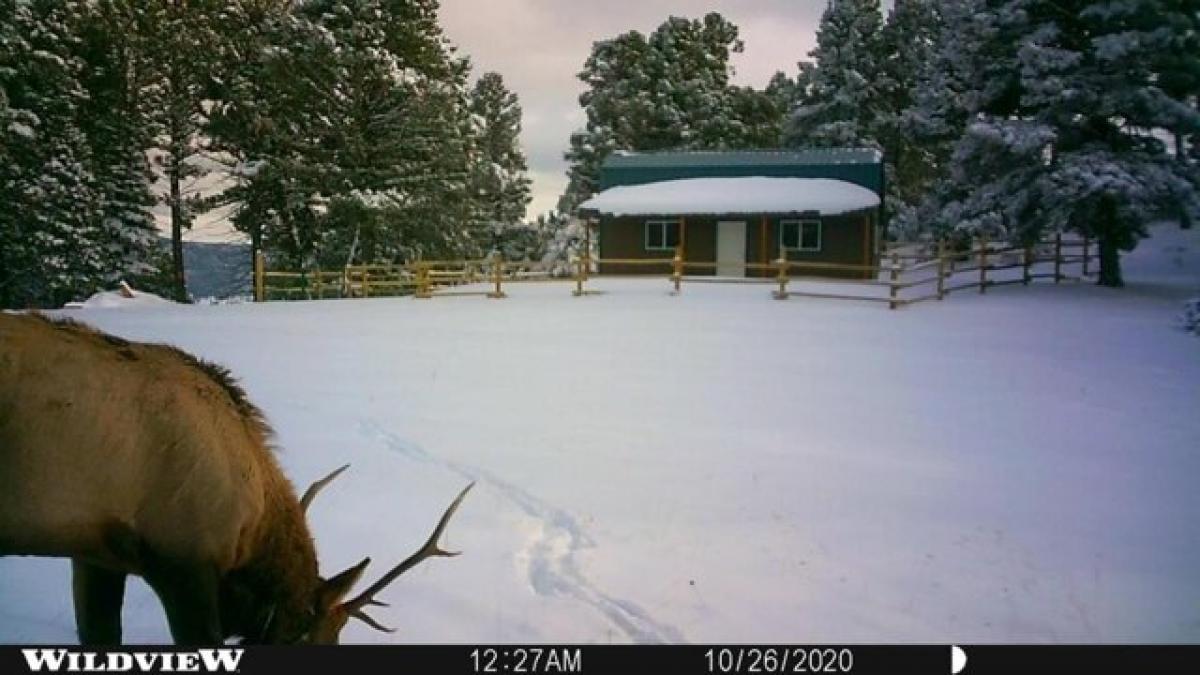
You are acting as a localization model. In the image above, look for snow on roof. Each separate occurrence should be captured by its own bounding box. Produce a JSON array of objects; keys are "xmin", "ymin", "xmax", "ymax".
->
[{"xmin": 578, "ymin": 177, "xmax": 881, "ymax": 217}]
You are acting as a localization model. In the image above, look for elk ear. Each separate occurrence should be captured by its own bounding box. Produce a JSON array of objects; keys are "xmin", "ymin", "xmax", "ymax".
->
[{"xmin": 318, "ymin": 557, "xmax": 371, "ymax": 608}]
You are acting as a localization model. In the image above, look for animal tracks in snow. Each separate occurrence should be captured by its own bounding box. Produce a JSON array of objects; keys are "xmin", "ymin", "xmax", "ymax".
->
[{"xmin": 360, "ymin": 421, "xmax": 686, "ymax": 644}]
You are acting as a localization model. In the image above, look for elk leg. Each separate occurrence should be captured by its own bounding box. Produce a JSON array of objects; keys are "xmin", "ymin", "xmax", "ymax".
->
[
  {"xmin": 144, "ymin": 558, "xmax": 222, "ymax": 645},
  {"xmin": 71, "ymin": 559, "xmax": 127, "ymax": 645}
]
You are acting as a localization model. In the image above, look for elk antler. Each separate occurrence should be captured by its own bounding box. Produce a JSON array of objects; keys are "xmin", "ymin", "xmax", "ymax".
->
[
  {"xmin": 300, "ymin": 464, "xmax": 350, "ymax": 513},
  {"xmin": 342, "ymin": 482, "xmax": 475, "ymax": 632}
]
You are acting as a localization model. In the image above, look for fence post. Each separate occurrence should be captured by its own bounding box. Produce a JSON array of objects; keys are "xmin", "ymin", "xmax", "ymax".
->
[
  {"xmin": 362, "ymin": 267, "xmax": 370, "ymax": 298},
  {"xmin": 488, "ymin": 250, "xmax": 506, "ymax": 299},
  {"xmin": 415, "ymin": 263, "xmax": 431, "ymax": 299},
  {"xmin": 888, "ymin": 253, "xmax": 900, "ymax": 310},
  {"xmin": 254, "ymin": 251, "xmax": 265, "ymax": 302},
  {"xmin": 1054, "ymin": 233, "xmax": 1063, "ymax": 283},
  {"xmin": 1022, "ymin": 245, "xmax": 1032, "ymax": 285},
  {"xmin": 671, "ymin": 245, "xmax": 683, "ymax": 295},
  {"xmin": 1082, "ymin": 236, "xmax": 1090, "ymax": 277},
  {"xmin": 572, "ymin": 254, "xmax": 585, "ymax": 297},
  {"xmin": 979, "ymin": 233, "xmax": 988, "ymax": 294},
  {"xmin": 772, "ymin": 256, "xmax": 789, "ymax": 300},
  {"xmin": 936, "ymin": 239, "xmax": 947, "ymax": 300}
]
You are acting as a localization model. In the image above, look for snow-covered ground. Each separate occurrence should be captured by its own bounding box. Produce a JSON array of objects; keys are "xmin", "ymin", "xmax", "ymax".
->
[{"xmin": 2, "ymin": 225, "xmax": 1198, "ymax": 644}]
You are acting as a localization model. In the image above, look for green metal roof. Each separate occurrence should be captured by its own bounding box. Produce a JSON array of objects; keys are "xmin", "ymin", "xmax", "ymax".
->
[
  {"xmin": 604, "ymin": 148, "xmax": 881, "ymax": 169},
  {"xmin": 598, "ymin": 148, "xmax": 885, "ymax": 195}
]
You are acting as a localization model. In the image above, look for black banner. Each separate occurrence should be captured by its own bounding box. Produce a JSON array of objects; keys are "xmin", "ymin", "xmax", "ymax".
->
[{"xmin": 2, "ymin": 645, "xmax": 1196, "ymax": 675}]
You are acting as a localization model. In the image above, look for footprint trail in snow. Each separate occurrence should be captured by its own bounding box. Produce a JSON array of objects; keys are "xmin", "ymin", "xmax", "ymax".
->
[{"xmin": 360, "ymin": 421, "xmax": 686, "ymax": 644}]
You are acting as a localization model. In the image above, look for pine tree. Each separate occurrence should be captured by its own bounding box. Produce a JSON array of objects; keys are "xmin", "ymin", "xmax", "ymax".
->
[
  {"xmin": 202, "ymin": 0, "xmax": 294, "ymax": 274},
  {"xmin": 723, "ymin": 86, "xmax": 788, "ymax": 149},
  {"xmin": 0, "ymin": 0, "xmax": 104, "ymax": 308},
  {"xmin": 205, "ymin": 1, "xmax": 486, "ymax": 270},
  {"xmin": 469, "ymin": 72, "xmax": 532, "ymax": 251},
  {"xmin": 137, "ymin": 0, "xmax": 227, "ymax": 301},
  {"xmin": 1154, "ymin": 0, "xmax": 1200, "ymax": 228},
  {"xmin": 878, "ymin": 0, "xmax": 942, "ymax": 220},
  {"xmin": 890, "ymin": 0, "xmax": 997, "ymax": 240},
  {"xmin": 268, "ymin": 0, "xmax": 479, "ymax": 267},
  {"xmin": 76, "ymin": 0, "xmax": 164, "ymax": 295},
  {"xmin": 786, "ymin": 0, "xmax": 888, "ymax": 149},
  {"xmin": 928, "ymin": 0, "xmax": 1200, "ymax": 287},
  {"xmin": 560, "ymin": 12, "xmax": 781, "ymax": 211}
]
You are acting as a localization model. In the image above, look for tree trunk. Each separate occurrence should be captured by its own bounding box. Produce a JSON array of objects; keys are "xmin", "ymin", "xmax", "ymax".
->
[
  {"xmin": 249, "ymin": 221, "xmax": 262, "ymax": 294},
  {"xmin": 169, "ymin": 148, "xmax": 187, "ymax": 303},
  {"xmin": 1177, "ymin": 132, "xmax": 1192, "ymax": 230},
  {"xmin": 1097, "ymin": 235, "xmax": 1123, "ymax": 288},
  {"xmin": 344, "ymin": 224, "xmax": 361, "ymax": 269}
]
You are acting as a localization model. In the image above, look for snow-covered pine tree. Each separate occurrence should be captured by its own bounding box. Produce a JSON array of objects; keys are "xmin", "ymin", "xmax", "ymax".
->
[
  {"xmin": 930, "ymin": 0, "xmax": 1200, "ymax": 287},
  {"xmin": 560, "ymin": 12, "xmax": 780, "ymax": 211},
  {"xmin": 136, "ymin": 0, "xmax": 229, "ymax": 301},
  {"xmin": 786, "ymin": 0, "xmax": 888, "ymax": 150},
  {"xmin": 891, "ymin": 0, "xmax": 1001, "ymax": 241},
  {"xmin": 1031, "ymin": 0, "xmax": 1200, "ymax": 285},
  {"xmin": 207, "ymin": 0, "xmax": 481, "ymax": 270},
  {"xmin": 468, "ymin": 72, "xmax": 532, "ymax": 254},
  {"xmin": 208, "ymin": 5, "xmax": 348, "ymax": 271},
  {"xmin": 533, "ymin": 210, "xmax": 580, "ymax": 273},
  {"xmin": 0, "ymin": 0, "xmax": 106, "ymax": 308},
  {"xmin": 560, "ymin": 21, "xmax": 663, "ymax": 212},
  {"xmin": 75, "ymin": 0, "xmax": 165, "ymax": 295},
  {"xmin": 1154, "ymin": 0, "xmax": 1200, "ymax": 228},
  {"xmin": 878, "ymin": 0, "xmax": 942, "ymax": 221},
  {"xmin": 201, "ymin": 0, "xmax": 294, "ymax": 273},
  {"xmin": 722, "ymin": 85, "xmax": 789, "ymax": 149},
  {"xmin": 289, "ymin": 0, "xmax": 480, "ymax": 267}
]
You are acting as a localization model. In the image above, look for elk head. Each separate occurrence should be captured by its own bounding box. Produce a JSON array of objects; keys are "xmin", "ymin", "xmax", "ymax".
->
[{"xmin": 257, "ymin": 465, "xmax": 474, "ymax": 644}]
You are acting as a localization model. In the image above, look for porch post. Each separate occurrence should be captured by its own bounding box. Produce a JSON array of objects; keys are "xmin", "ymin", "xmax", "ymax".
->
[
  {"xmin": 679, "ymin": 216, "xmax": 687, "ymax": 256},
  {"xmin": 760, "ymin": 215, "xmax": 768, "ymax": 279},
  {"xmin": 862, "ymin": 214, "xmax": 871, "ymax": 280}
]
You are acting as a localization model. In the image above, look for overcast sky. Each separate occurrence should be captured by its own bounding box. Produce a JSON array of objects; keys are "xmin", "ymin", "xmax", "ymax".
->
[{"xmin": 438, "ymin": 1, "xmax": 837, "ymax": 219}]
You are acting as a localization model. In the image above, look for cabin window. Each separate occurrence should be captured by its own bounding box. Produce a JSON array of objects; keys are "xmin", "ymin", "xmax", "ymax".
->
[
  {"xmin": 780, "ymin": 219, "xmax": 822, "ymax": 252},
  {"xmin": 645, "ymin": 220, "xmax": 681, "ymax": 251}
]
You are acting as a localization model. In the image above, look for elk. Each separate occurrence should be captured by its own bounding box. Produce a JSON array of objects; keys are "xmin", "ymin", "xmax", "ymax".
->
[{"xmin": 0, "ymin": 312, "xmax": 472, "ymax": 644}]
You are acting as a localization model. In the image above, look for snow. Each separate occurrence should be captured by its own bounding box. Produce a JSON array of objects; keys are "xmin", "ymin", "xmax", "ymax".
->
[
  {"xmin": 1, "ymin": 224, "xmax": 1198, "ymax": 644},
  {"xmin": 579, "ymin": 177, "xmax": 880, "ymax": 217},
  {"xmin": 7, "ymin": 121, "xmax": 35, "ymax": 139},
  {"xmin": 65, "ymin": 286, "xmax": 175, "ymax": 310}
]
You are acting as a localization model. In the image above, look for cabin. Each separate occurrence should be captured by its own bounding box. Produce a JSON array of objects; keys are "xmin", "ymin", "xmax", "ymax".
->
[{"xmin": 577, "ymin": 149, "xmax": 884, "ymax": 279}]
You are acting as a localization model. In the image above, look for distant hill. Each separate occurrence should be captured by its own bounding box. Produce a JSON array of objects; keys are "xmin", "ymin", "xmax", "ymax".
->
[{"xmin": 157, "ymin": 239, "xmax": 251, "ymax": 300}]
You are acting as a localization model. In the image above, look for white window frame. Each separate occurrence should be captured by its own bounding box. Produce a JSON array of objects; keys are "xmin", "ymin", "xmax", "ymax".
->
[
  {"xmin": 644, "ymin": 219, "xmax": 680, "ymax": 251},
  {"xmin": 780, "ymin": 219, "xmax": 822, "ymax": 253}
]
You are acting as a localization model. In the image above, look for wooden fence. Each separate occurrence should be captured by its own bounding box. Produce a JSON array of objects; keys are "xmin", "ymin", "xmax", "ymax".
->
[
  {"xmin": 255, "ymin": 252, "xmax": 572, "ymax": 302},
  {"xmin": 255, "ymin": 234, "xmax": 1096, "ymax": 309},
  {"xmin": 577, "ymin": 233, "xmax": 1094, "ymax": 309}
]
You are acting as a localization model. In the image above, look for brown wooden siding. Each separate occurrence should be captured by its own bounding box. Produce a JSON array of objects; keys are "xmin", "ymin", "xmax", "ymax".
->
[{"xmin": 599, "ymin": 210, "xmax": 877, "ymax": 279}]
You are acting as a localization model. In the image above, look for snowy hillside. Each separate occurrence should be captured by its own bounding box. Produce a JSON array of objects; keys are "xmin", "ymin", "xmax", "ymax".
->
[{"xmin": 1, "ymin": 224, "xmax": 1197, "ymax": 644}]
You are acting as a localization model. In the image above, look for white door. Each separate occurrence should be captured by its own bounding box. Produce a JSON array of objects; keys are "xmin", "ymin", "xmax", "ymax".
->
[{"xmin": 716, "ymin": 221, "xmax": 747, "ymax": 277}]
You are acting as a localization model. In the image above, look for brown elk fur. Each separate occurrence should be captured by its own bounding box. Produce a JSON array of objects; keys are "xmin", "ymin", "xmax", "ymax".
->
[{"xmin": 0, "ymin": 312, "xmax": 323, "ymax": 643}]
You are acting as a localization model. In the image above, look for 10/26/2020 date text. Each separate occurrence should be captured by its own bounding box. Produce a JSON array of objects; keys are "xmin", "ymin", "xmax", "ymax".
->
[{"xmin": 705, "ymin": 647, "xmax": 855, "ymax": 673}]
